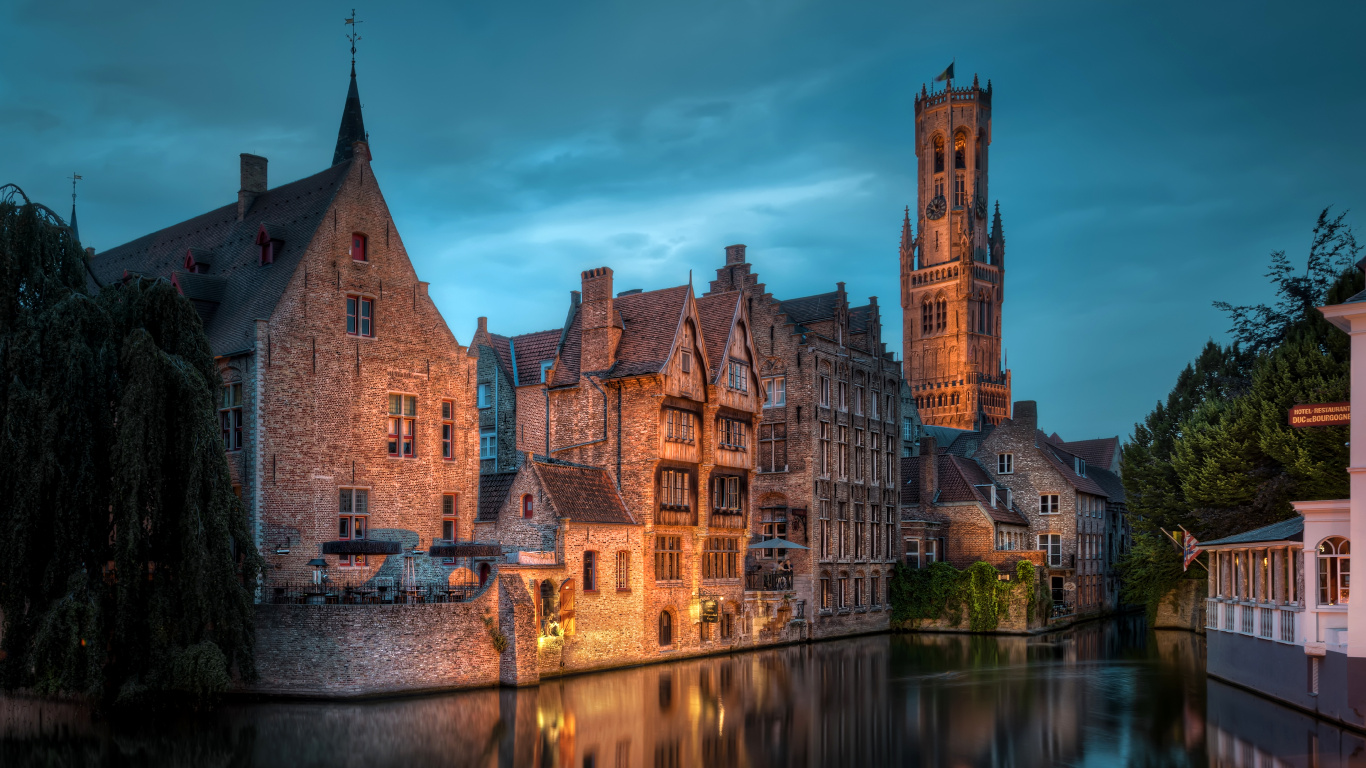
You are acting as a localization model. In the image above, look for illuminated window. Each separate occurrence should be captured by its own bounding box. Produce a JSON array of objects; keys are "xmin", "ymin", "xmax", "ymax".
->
[
  {"xmin": 933, "ymin": 134, "xmax": 945, "ymax": 174},
  {"xmin": 1318, "ymin": 537, "xmax": 1351, "ymax": 606},
  {"xmin": 954, "ymin": 133, "xmax": 966, "ymax": 169},
  {"xmin": 338, "ymin": 488, "xmax": 368, "ymax": 567}
]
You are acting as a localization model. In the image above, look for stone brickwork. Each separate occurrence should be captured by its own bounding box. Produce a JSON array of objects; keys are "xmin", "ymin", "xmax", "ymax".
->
[
  {"xmin": 469, "ymin": 317, "xmax": 518, "ymax": 474},
  {"xmin": 252, "ymin": 148, "xmax": 480, "ymax": 585},
  {"xmin": 900, "ymin": 76, "xmax": 1011, "ymax": 430},
  {"xmin": 250, "ymin": 579, "xmax": 506, "ymax": 696},
  {"xmin": 705, "ymin": 244, "xmax": 901, "ymax": 640}
]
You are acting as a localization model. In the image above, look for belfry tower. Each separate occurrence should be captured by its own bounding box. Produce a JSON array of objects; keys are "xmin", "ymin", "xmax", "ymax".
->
[{"xmin": 900, "ymin": 73, "xmax": 1011, "ymax": 430}]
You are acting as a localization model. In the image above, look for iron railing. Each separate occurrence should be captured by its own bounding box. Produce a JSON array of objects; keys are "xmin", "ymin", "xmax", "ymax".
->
[
  {"xmin": 745, "ymin": 572, "xmax": 794, "ymax": 591},
  {"xmin": 266, "ymin": 581, "xmax": 481, "ymax": 605}
]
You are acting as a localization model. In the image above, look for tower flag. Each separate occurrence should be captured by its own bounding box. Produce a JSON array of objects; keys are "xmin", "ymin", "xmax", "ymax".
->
[{"xmin": 934, "ymin": 61, "xmax": 955, "ymax": 82}]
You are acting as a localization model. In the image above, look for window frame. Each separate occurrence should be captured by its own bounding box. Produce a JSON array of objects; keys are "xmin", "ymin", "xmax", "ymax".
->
[
  {"xmin": 763, "ymin": 376, "xmax": 786, "ymax": 408},
  {"xmin": 583, "ymin": 550, "xmax": 598, "ymax": 592},
  {"xmin": 220, "ymin": 382, "xmax": 243, "ymax": 452},
  {"xmin": 616, "ymin": 551, "xmax": 631, "ymax": 591},
  {"xmin": 997, "ymin": 453, "xmax": 1014, "ymax": 474},
  {"xmin": 351, "ymin": 232, "xmax": 368, "ymax": 262},
  {"xmin": 654, "ymin": 535, "xmax": 682, "ymax": 582},
  {"xmin": 702, "ymin": 537, "xmax": 740, "ymax": 581},
  {"xmin": 346, "ymin": 294, "xmax": 374, "ymax": 338},
  {"xmin": 387, "ymin": 394, "xmax": 417, "ymax": 458},
  {"xmin": 1038, "ymin": 533, "xmax": 1062, "ymax": 567},
  {"xmin": 440, "ymin": 493, "xmax": 458, "ymax": 563},
  {"xmin": 522, "ymin": 493, "xmax": 534, "ymax": 519},
  {"xmin": 660, "ymin": 469, "xmax": 691, "ymax": 510},
  {"xmin": 337, "ymin": 487, "xmax": 370, "ymax": 568},
  {"xmin": 441, "ymin": 400, "xmax": 455, "ymax": 460},
  {"xmin": 479, "ymin": 430, "xmax": 496, "ymax": 460},
  {"xmin": 758, "ymin": 422, "xmax": 788, "ymax": 473},
  {"xmin": 727, "ymin": 360, "xmax": 749, "ymax": 393},
  {"xmin": 1039, "ymin": 494, "xmax": 1060, "ymax": 515}
]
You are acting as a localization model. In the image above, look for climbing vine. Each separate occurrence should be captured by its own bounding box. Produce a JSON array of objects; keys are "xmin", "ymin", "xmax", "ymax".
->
[
  {"xmin": 483, "ymin": 613, "xmax": 508, "ymax": 654},
  {"xmin": 889, "ymin": 559, "xmax": 1039, "ymax": 633},
  {"xmin": 0, "ymin": 185, "xmax": 261, "ymax": 706}
]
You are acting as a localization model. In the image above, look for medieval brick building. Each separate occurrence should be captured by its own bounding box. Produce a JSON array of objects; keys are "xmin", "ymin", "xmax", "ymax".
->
[
  {"xmin": 900, "ymin": 74, "xmax": 1011, "ymax": 430},
  {"xmin": 900, "ymin": 401, "xmax": 1130, "ymax": 617},
  {"xmin": 706, "ymin": 244, "xmax": 902, "ymax": 638},
  {"xmin": 89, "ymin": 64, "xmax": 481, "ymax": 586}
]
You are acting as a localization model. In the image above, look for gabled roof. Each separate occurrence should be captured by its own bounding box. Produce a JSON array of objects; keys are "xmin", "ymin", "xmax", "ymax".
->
[
  {"xmin": 899, "ymin": 455, "xmax": 1028, "ymax": 526},
  {"xmin": 91, "ymin": 161, "xmax": 352, "ymax": 355},
  {"xmin": 532, "ymin": 459, "xmax": 635, "ymax": 524},
  {"xmin": 606, "ymin": 285, "xmax": 690, "ymax": 379},
  {"xmin": 1050, "ymin": 436, "xmax": 1120, "ymax": 471},
  {"xmin": 1202, "ymin": 516, "xmax": 1304, "ymax": 547},
  {"xmin": 1089, "ymin": 465, "xmax": 1126, "ymax": 505},
  {"xmin": 1037, "ymin": 436, "xmax": 1111, "ymax": 497},
  {"xmin": 510, "ymin": 329, "xmax": 560, "ymax": 386},
  {"xmin": 477, "ymin": 471, "xmax": 518, "ymax": 522},
  {"xmin": 777, "ymin": 291, "xmax": 838, "ymax": 326},
  {"xmin": 696, "ymin": 290, "xmax": 740, "ymax": 382},
  {"xmin": 550, "ymin": 284, "xmax": 691, "ymax": 386},
  {"xmin": 486, "ymin": 333, "xmax": 515, "ymax": 381},
  {"xmin": 849, "ymin": 304, "xmax": 873, "ymax": 334}
]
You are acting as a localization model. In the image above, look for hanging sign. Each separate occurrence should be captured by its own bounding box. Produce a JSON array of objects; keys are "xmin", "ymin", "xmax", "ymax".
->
[
  {"xmin": 1288, "ymin": 402, "xmax": 1350, "ymax": 428},
  {"xmin": 701, "ymin": 599, "xmax": 719, "ymax": 623}
]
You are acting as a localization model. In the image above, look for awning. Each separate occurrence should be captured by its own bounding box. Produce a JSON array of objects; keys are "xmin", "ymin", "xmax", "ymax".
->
[
  {"xmin": 320, "ymin": 540, "xmax": 403, "ymax": 556},
  {"xmin": 748, "ymin": 538, "xmax": 809, "ymax": 550},
  {"xmin": 429, "ymin": 542, "xmax": 503, "ymax": 558}
]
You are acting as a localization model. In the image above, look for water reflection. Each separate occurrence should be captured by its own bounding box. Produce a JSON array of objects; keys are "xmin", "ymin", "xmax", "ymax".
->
[{"xmin": 0, "ymin": 616, "xmax": 1355, "ymax": 767}]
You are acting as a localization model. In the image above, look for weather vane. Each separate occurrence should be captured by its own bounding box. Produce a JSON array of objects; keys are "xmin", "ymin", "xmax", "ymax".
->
[
  {"xmin": 68, "ymin": 172, "xmax": 81, "ymax": 205},
  {"xmin": 345, "ymin": 9, "xmax": 362, "ymax": 69}
]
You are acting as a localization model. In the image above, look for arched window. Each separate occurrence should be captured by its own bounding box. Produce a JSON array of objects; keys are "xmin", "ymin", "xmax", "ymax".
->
[
  {"xmin": 954, "ymin": 133, "xmax": 967, "ymax": 169},
  {"xmin": 935, "ymin": 298, "xmax": 947, "ymax": 331},
  {"xmin": 1318, "ymin": 537, "xmax": 1350, "ymax": 605},
  {"xmin": 933, "ymin": 135, "xmax": 945, "ymax": 174},
  {"xmin": 522, "ymin": 494, "xmax": 534, "ymax": 518},
  {"xmin": 659, "ymin": 610, "xmax": 673, "ymax": 646},
  {"xmin": 921, "ymin": 300, "xmax": 932, "ymax": 336}
]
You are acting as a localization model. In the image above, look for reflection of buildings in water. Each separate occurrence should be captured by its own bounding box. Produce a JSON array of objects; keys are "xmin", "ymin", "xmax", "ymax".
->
[{"xmin": 1206, "ymin": 678, "xmax": 1366, "ymax": 768}]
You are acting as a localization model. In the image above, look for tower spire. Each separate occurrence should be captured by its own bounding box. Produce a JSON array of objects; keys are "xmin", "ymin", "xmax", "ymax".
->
[
  {"xmin": 68, "ymin": 172, "xmax": 82, "ymax": 244},
  {"xmin": 333, "ymin": 10, "xmax": 368, "ymax": 166}
]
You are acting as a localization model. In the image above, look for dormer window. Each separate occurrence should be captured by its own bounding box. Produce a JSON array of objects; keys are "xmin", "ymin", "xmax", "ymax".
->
[
  {"xmin": 1075, "ymin": 457, "xmax": 1086, "ymax": 477},
  {"xmin": 256, "ymin": 226, "xmax": 281, "ymax": 265},
  {"xmin": 351, "ymin": 233, "xmax": 368, "ymax": 262},
  {"xmin": 184, "ymin": 249, "xmax": 210, "ymax": 274}
]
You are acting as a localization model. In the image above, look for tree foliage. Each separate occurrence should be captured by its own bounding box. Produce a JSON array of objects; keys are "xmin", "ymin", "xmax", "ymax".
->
[
  {"xmin": 1120, "ymin": 207, "xmax": 1359, "ymax": 612},
  {"xmin": 0, "ymin": 186, "xmax": 261, "ymax": 705}
]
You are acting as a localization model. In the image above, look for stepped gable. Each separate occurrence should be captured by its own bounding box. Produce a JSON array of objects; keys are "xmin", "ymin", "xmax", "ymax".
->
[
  {"xmin": 510, "ymin": 329, "xmax": 560, "ymax": 385},
  {"xmin": 531, "ymin": 458, "xmax": 635, "ymax": 524},
  {"xmin": 695, "ymin": 290, "xmax": 741, "ymax": 382},
  {"xmin": 777, "ymin": 291, "xmax": 838, "ymax": 334},
  {"xmin": 477, "ymin": 471, "xmax": 518, "ymax": 522},
  {"xmin": 90, "ymin": 161, "xmax": 352, "ymax": 355}
]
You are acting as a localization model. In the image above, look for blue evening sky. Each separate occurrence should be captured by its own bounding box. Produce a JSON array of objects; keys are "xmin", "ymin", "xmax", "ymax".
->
[{"xmin": 4, "ymin": 1, "xmax": 1363, "ymax": 441}]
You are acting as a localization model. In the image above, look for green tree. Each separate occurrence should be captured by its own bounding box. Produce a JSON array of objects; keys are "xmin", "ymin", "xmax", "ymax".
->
[{"xmin": 0, "ymin": 185, "xmax": 260, "ymax": 705}]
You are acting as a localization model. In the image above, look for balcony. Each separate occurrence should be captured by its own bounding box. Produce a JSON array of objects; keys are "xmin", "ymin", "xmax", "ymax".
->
[
  {"xmin": 745, "ymin": 571, "xmax": 794, "ymax": 592},
  {"xmin": 1205, "ymin": 598, "xmax": 1300, "ymax": 645}
]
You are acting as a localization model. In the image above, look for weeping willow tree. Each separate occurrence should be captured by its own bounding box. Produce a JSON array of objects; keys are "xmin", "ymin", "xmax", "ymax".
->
[{"xmin": 0, "ymin": 184, "xmax": 261, "ymax": 705}]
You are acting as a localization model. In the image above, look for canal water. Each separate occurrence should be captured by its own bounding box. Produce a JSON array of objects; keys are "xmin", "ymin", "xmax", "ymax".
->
[{"xmin": 1, "ymin": 615, "xmax": 1361, "ymax": 767}]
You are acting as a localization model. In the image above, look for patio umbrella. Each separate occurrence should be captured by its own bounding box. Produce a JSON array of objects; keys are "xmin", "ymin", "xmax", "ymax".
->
[{"xmin": 747, "ymin": 538, "xmax": 809, "ymax": 550}]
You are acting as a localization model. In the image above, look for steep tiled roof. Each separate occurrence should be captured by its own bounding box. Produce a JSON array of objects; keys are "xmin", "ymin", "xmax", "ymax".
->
[
  {"xmin": 510, "ymin": 329, "xmax": 560, "ymax": 386},
  {"xmin": 899, "ymin": 454, "xmax": 1027, "ymax": 526},
  {"xmin": 696, "ymin": 291, "xmax": 740, "ymax": 382},
  {"xmin": 550, "ymin": 310, "xmax": 583, "ymax": 387},
  {"xmin": 1203, "ymin": 516, "xmax": 1304, "ymax": 547},
  {"xmin": 921, "ymin": 425, "xmax": 971, "ymax": 453},
  {"xmin": 1053, "ymin": 436, "xmax": 1120, "ymax": 471},
  {"xmin": 849, "ymin": 305, "xmax": 872, "ymax": 334},
  {"xmin": 605, "ymin": 285, "xmax": 689, "ymax": 379},
  {"xmin": 91, "ymin": 161, "xmax": 352, "ymax": 355},
  {"xmin": 487, "ymin": 333, "xmax": 514, "ymax": 381},
  {"xmin": 533, "ymin": 460, "xmax": 635, "ymax": 524},
  {"xmin": 477, "ymin": 472, "xmax": 518, "ymax": 522},
  {"xmin": 942, "ymin": 425, "xmax": 994, "ymax": 457},
  {"xmin": 1037, "ymin": 437, "xmax": 1111, "ymax": 497},
  {"xmin": 1089, "ymin": 466, "xmax": 1127, "ymax": 505},
  {"xmin": 777, "ymin": 291, "xmax": 838, "ymax": 326}
]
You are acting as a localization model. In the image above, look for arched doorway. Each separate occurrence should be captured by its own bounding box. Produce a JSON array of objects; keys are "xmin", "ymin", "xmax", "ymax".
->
[{"xmin": 658, "ymin": 610, "xmax": 673, "ymax": 646}]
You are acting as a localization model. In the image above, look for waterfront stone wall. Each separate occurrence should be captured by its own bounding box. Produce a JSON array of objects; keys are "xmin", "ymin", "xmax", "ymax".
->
[
  {"xmin": 1153, "ymin": 579, "xmax": 1205, "ymax": 633},
  {"xmin": 1207, "ymin": 630, "xmax": 1363, "ymax": 730},
  {"xmin": 249, "ymin": 579, "xmax": 508, "ymax": 697}
]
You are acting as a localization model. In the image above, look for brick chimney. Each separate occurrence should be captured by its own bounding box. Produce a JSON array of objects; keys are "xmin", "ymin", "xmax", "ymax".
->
[
  {"xmin": 238, "ymin": 153, "xmax": 267, "ymax": 221},
  {"xmin": 579, "ymin": 267, "xmax": 619, "ymax": 373},
  {"xmin": 1012, "ymin": 400, "xmax": 1038, "ymax": 432},
  {"xmin": 725, "ymin": 244, "xmax": 747, "ymax": 265},
  {"xmin": 920, "ymin": 434, "xmax": 938, "ymax": 503}
]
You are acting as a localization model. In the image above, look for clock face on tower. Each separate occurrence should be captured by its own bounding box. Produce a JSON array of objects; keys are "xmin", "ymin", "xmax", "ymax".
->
[
  {"xmin": 975, "ymin": 196, "xmax": 988, "ymax": 220},
  {"xmin": 925, "ymin": 195, "xmax": 947, "ymax": 221}
]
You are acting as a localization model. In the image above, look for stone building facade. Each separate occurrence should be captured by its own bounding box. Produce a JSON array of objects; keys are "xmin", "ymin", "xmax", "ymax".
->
[
  {"xmin": 898, "ymin": 400, "xmax": 1129, "ymax": 617},
  {"xmin": 89, "ymin": 66, "xmax": 480, "ymax": 587},
  {"xmin": 705, "ymin": 244, "xmax": 902, "ymax": 639},
  {"xmin": 900, "ymin": 74, "xmax": 1011, "ymax": 430}
]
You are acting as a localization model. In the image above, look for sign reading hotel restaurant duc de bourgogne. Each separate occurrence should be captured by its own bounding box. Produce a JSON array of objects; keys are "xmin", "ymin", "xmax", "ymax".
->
[{"xmin": 1288, "ymin": 402, "xmax": 1351, "ymax": 428}]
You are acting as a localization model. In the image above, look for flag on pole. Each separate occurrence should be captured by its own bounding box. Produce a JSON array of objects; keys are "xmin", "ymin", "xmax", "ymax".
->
[
  {"xmin": 934, "ymin": 62, "xmax": 955, "ymax": 82},
  {"xmin": 1180, "ymin": 527, "xmax": 1203, "ymax": 571}
]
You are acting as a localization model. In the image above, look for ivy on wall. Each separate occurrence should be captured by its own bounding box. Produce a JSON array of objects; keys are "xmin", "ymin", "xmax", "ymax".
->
[{"xmin": 888, "ymin": 560, "xmax": 1039, "ymax": 632}]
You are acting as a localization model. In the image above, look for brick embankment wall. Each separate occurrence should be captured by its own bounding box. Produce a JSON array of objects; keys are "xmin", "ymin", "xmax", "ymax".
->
[
  {"xmin": 248, "ymin": 582, "xmax": 509, "ymax": 697},
  {"xmin": 1154, "ymin": 579, "xmax": 1206, "ymax": 634}
]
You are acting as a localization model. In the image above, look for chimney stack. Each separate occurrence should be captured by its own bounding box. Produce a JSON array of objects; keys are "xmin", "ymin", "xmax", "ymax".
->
[
  {"xmin": 579, "ymin": 267, "xmax": 619, "ymax": 373},
  {"xmin": 238, "ymin": 153, "xmax": 267, "ymax": 221},
  {"xmin": 1012, "ymin": 400, "xmax": 1037, "ymax": 432},
  {"xmin": 725, "ymin": 244, "xmax": 747, "ymax": 265},
  {"xmin": 920, "ymin": 435, "xmax": 938, "ymax": 503}
]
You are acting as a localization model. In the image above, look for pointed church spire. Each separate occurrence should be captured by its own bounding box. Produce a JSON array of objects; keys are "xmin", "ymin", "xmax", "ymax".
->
[
  {"xmin": 990, "ymin": 200, "xmax": 1003, "ymax": 242},
  {"xmin": 333, "ymin": 10, "xmax": 368, "ymax": 166},
  {"xmin": 68, "ymin": 172, "xmax": 82, "ymax": 244},
  {"xmin": 900, "ymin": 206, "xmax": 913, "ymax": 251}
]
